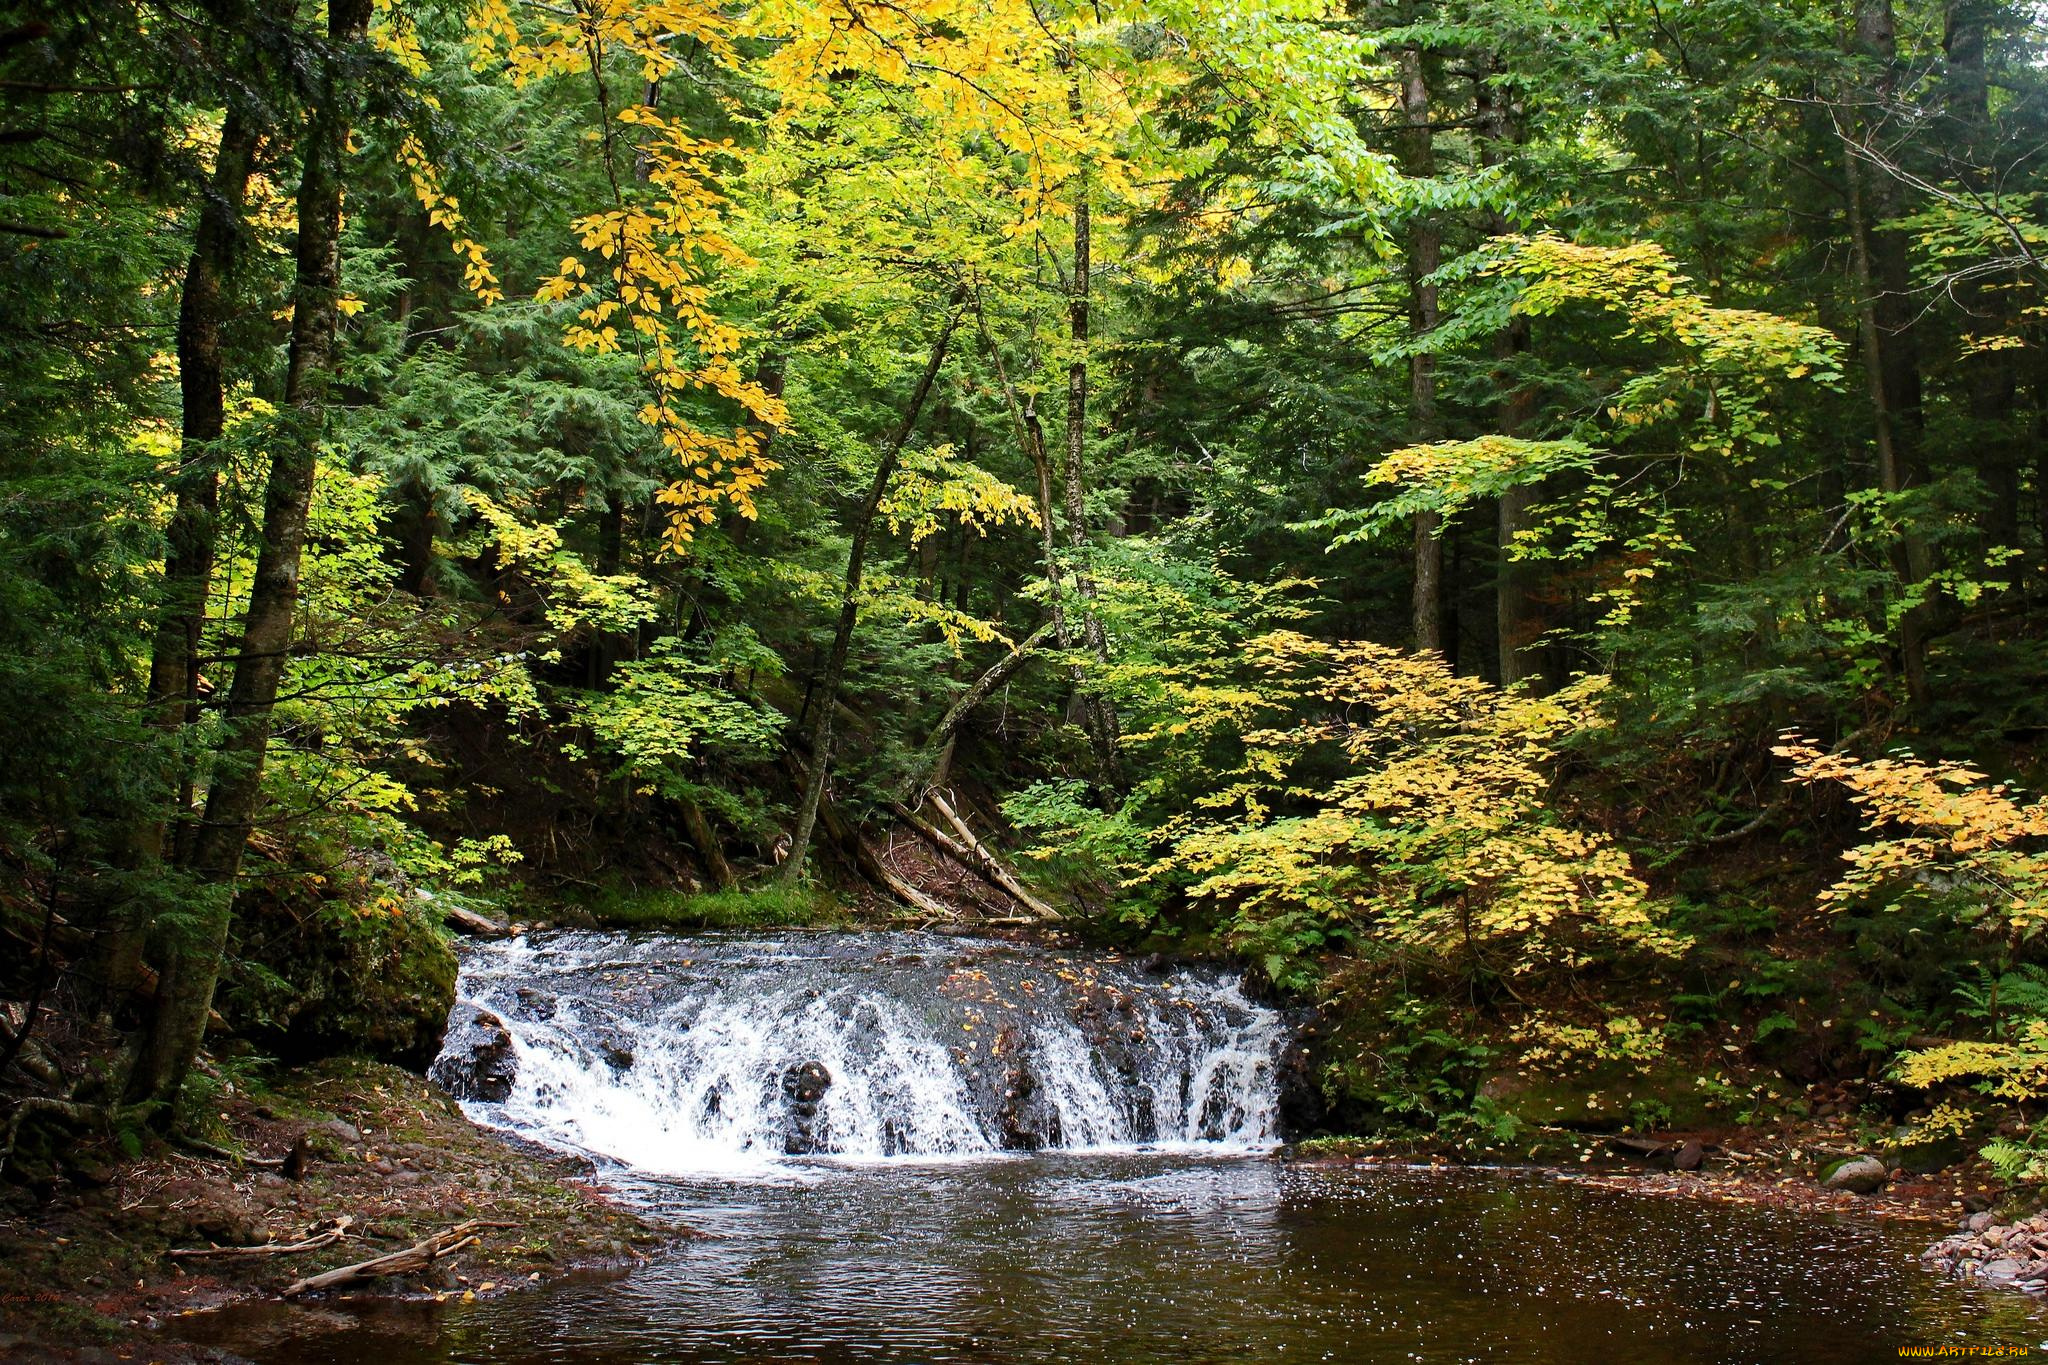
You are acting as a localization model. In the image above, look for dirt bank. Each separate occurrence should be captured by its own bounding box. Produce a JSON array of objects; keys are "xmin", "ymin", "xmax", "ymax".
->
[{"xmin": 0, "ymin": 1059, "xmax": 666, "ymax": 1362}]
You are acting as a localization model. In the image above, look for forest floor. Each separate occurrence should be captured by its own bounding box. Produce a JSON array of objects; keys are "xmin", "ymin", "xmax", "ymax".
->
[{"xmin": 0, "ymin": 1058, "xmax": 669, "ymax": 1363}]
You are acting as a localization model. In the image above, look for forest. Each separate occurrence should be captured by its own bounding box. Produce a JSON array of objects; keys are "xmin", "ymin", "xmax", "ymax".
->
[{"xmin": 2, "ymin": 0, "xmax": 2048, "ymax": 1352}]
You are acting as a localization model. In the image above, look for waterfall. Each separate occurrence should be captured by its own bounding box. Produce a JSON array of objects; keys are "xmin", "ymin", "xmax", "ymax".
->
[{"xmin": 433, "ymin": 931, "xmax": 1287, "ymax": 1175}]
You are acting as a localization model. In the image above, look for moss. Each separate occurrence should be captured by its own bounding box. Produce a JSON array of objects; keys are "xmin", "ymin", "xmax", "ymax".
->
[
  {"xmin": 573, "ymin": 882, "xmax": 847, "ymax": 930},
  {"xmin": 219, "ymin": 893, "xmax": 458, "ymax": 1071}
]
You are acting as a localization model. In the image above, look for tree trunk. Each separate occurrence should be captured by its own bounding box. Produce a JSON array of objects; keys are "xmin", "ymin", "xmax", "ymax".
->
[
  {"xmin": 907, "ymin": 620, "xmax": 1054, "ymax": 793},
  {"xmin": 1845, "ymin": 133, "xmax": 1933, "ymax": 709},
  {"xmin": 781, "ymin": 289, "xmax": 966, "ymax": 884},
  {"xmin": 1943, "ymin": 0, "xmax": 2020, "ymax": 549},
  {"xmin": 972, "ymin": 299, "xmax": 1071, "ymax": 653},
  {"xmin": 1061, "ymin": 114, "xmax": 1124, "ymax": 789},
  {"xmin": 130, "ymin": 0, "xmax": 374, "ymax": 1110},
  {"xmin": 1399, "ymin": 42, "xmax": 1444, "ymax": 654},
  {"xmin": 679, "ymin": 797, "xmax": 737, "ymax": 891},
  {"xmin": 1476, "ymin": 54, "xmax": 1545, "ymax": 691},
  {"xmin": 105, "ymin": 102, "xmax": 264, "ymax": 1005},
  {"xmin": 1856, "ymin": 0, "xmax": 1924, "ymax": 469}
]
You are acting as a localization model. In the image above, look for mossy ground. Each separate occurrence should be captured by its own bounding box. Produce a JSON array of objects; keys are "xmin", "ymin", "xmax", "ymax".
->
[
  {"xmin": 559, "ymin": 881, "xmax": 848, "ymax": 932},
  {"xmin": 0, "ymin": 1059, "xmax": 667, "ymax": 1361}
]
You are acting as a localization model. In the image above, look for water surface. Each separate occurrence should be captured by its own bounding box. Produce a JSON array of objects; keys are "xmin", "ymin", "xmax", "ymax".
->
[
  {"xmin": 173, "ymin": 1155, "xmax": 2039, "ymax": 1364},
  {"xmin": 170, "ymin": 931, "xmax": 2043, "ymax": 1362}
]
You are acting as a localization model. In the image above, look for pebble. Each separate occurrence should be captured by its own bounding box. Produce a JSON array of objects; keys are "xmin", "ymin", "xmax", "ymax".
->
[{"xmin": 1924, "ymin": 1212, "xmax": 2048, "ymax": 1293}]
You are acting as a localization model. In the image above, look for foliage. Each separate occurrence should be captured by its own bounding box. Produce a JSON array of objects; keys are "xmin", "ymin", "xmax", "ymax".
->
[{"xmin": 1149, "ymin": 634, "xmax": 1675, "ymax": 985}]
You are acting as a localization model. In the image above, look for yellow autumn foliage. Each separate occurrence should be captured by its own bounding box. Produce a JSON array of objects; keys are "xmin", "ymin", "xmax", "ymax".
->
[
  {"xmin": 1775, "ymin": 736, "xmax": 2048, "ymax": 932},
  {"xmin": 1155, "ymin": 633, "xmax": 1676, "ymax": 978}
]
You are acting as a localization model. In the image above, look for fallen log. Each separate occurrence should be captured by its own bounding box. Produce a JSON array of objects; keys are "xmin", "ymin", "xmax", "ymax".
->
[
  {"xmin": 928, "ymin": 791, "xmax": 1061, "ymax": 921},
  {"xmin": 171, "ymin": 1132, "xmax": 286, "ymax": 1168},
  {"xmin": 888, "ymin": 797, "xmax": 1061, "ymax": 922},
  {"xmin": 171, "ymin": 1216, "xmax": 353, "ymax": 1259},
  {"xmin": 281, "ymin": 1219, "xmax": 504, "ymax": 1298},
  {"xmin": 441, "ymin": 904, "xmax": 512, "ymax": 938}
]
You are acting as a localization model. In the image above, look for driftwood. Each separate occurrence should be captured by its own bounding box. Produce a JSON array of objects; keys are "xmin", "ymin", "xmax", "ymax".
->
[
  {"xmin": 171, "ymin": 1216, "xmax": 353, "ymax": 1259},
  {"xmin": 281, "ymin": 1219, "xmax": 510, "ymax": 1298},
  {"xmin": 441, "ymin": 904, "xmax": 512, "ymax": 938}
]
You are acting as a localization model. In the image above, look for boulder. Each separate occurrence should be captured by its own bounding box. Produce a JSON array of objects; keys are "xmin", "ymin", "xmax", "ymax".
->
[
  {"xmin": 218, "ymin": 875, "xmax": 458, "ymax": 1072},
  {"xmin": 1821, "ymin": 1155, "xmax": 1889, "ymax": 1194},
  {"xmin": 781, "ymin": 1060, "xmax": 833, "ymax": 1154},
  {"xmin": 430, "ymin": 1003, "xmax": 518, "ymax": 1102}
]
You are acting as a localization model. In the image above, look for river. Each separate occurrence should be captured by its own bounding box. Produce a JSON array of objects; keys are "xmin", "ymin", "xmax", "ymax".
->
[{"xmin": 169, "ymin": 930, "xmax": 2043, "ymax": 1362}]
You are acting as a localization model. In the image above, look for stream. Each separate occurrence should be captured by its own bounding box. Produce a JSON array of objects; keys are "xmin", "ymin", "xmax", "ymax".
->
[{"xmin": 174, "ymin": 930, "xmax": 2044, "ymax": 1362}]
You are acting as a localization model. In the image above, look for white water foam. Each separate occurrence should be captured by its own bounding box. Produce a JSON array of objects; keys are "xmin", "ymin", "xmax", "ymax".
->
[{"xmin": 437, "ymin": 931, "xmax": 1287, "ymax": 1177}]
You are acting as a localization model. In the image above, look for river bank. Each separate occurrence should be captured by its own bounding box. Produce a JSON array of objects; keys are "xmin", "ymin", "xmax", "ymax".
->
[
  {"xmin": 4, "ymin": 917, "xmax": 2043, "ymax": 1362},
  {"xmin": 0, "ymin": 1058, "xmax": 666, "ymax": 1362}
]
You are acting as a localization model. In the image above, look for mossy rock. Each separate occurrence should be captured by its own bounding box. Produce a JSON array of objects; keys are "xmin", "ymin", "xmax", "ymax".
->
[
  {"xmin": 219, "ymin": 888, "xmax": 457, "ymax": 1072},
  {"xmin": 1883, "ymin": 1126, "xmax": 1976, "ymax": 1176}
]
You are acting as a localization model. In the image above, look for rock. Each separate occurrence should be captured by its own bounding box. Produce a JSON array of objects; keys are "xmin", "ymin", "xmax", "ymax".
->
[
  {"xmin": 600, "ymin": 1041, "xmax": 635, "ymax": 1072},
  {"xmin": 1274, "ymin": 1038, "xmax": 1328, "ymax": 1138},
  {"xmin": 165, "ymin": 1192, "xmax": 264, "ymax": 1248},
  {"xmin": 1821, "ymin": 1155, "xmax": 1889, "ymax": 1194},
  {"xmin": 317, "ymin": 1119, "xmax": 363, "ymax": 1146},
  {"xmin": 1965, "ymin": 1192, "xmax": 1997, "ymax": 1213},
  {"xmin": 1884, "ymin": 1126, "xmax": 1973, "ymax": 1176},
  {"xmin": 1982, "ymin": 1259, "xmax": 2023, "ymax": 1285},
  {"xmin": 1674, "ymin": 1139, "xmax": 1706, "ymax": 1172},
  {"xmin": 215, "ymin": 861, "xmax": 458, "ymax": 1071},
  {"xmin": 442, "ymin": 904, "xmax": 512, "ymax": 938},
  {"xmin": 1969, "ymin": 1212, "xmax": 1998, "ymax": 1232},
  {"xmin": 781, "ymin": 1061, "xmax": 833, "ymax": 1154},
  {"xmin": 781, "ymin": 1060, "xmax": 832, "ymax": 1106},
  {"xmin": 430, "ymin": 1003, "xmax": 518, "ymax": 1102}
]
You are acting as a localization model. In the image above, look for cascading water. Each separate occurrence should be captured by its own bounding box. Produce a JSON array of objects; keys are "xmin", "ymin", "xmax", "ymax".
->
[{"xmin": 432, "ymin": 931, "xmax": 1287, "ymax": 1175}]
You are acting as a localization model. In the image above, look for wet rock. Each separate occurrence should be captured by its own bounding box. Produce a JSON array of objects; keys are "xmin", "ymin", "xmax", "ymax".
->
[
  {"xmin": 995, "ymin": 1062, "xmax": 1059, "ymax": 1151},
  {"xmin": 1274, "ymin": 1037, "xmax": 1328, "ymax": 1138},
  {"xmin": 781, "ymin": 1060, "xmax": 833, "ymax": 1154},
  {"xmin": 1820, "ymin": 1155, "xmax": 1888, "ymax": 1194},
  {"xmin": 601, "ymin": 1041, "xmax": 635, "ymax": 1072},
  {"xmin": 1968, "ymin": 1212, "xmax": 1998, "ymax": 1233},
  {"xmin": 1674, "ymin": 1140, "xmax": 1706, "ymax": 1172},
  {"xmin": 782, "ymin": 1060, "xmax": 832, "ymax": 1106},
  {"xmin": 430, "ymin": 1003, "xmax": 518, "ymax": 1102}
]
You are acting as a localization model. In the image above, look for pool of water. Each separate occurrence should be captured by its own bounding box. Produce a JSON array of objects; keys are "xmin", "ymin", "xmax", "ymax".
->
[{"xmin": 169, "ymin": 1154, "xmax": 2040, "ymax": 1364}]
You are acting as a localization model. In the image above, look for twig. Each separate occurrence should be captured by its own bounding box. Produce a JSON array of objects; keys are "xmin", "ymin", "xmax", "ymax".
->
[
  {"xmin": 281, "ymin": 1219, "xmax": 499, "ymax": 1297},
  {"xmin": 171, "ymin": 1133, "xmax": 286, "ymax": 1168},
  {"xmin": 170, "ymin": 1216, "xmax": 353, "ymax": 1259}
]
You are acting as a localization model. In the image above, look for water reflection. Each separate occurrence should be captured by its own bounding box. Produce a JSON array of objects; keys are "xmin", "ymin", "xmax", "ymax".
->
[{"xmin": 169, "ymin": 1157, "xmax": 2043, "ymax": 1363}]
